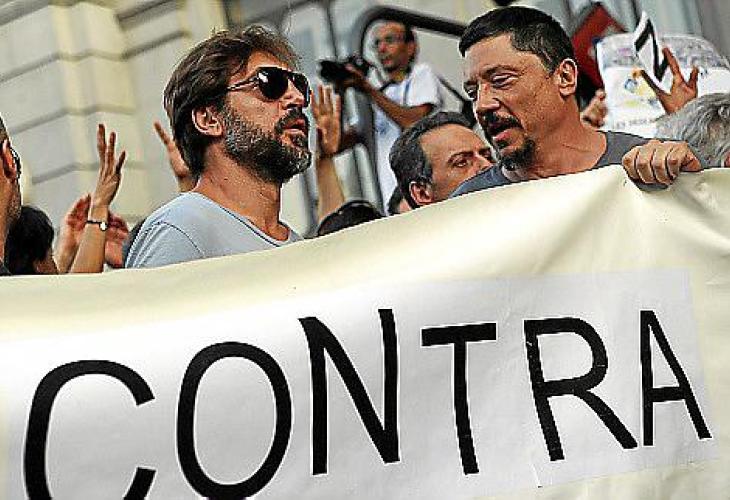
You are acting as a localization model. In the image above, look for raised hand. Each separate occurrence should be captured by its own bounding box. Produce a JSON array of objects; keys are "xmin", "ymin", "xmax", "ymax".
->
[
  {"xmin": 312, "ymin": 85, "xmax": 342, "ymax": 158},
  {"xmin": 580, "ymin": 89, "xmax": 608, "ymax": 128},
  {"xmin": 56, "ymin": 194, "xmax": 91, "ymax": 273},
  {"xmin": 93, "ymin": 123, "xmax": 126, "ymax": 210},
  {"xmin": 641, "ymin": 47, "xmax": 699, "ymax": 115},
  {"xmin": 154, "ymin": 121, "xmax": 194, "ymax": 192}
]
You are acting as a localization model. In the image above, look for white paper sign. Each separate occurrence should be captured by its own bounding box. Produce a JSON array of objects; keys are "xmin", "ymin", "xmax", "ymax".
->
[{"xmin": 597, "ymin": 33, "xmax": 730, "ymax": 137}]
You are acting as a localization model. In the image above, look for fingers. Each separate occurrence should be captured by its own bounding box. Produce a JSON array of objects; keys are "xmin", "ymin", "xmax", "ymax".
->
[
  {"xmin": 623, "ymin": 140, "xmax": 701, "ymax": 186},
  {"xmin": 622, "ymin": 146, "xmax": 640, "ymax": 180},
  {"xmin": 688, "ymin": 66, "xmax": 700, "ymax": 90},
  {"xmin": 633, "ymin": 140, "xmax": 659, "ymax": 184},
  {"xmin": 663, "ymin": 47, "xmax": 682, "ymax": 80},
  {"xmin": 116, "ymin": 150, "xmax": 127, "ymax": 176},
  {"xmin": 639, "ymin": 69, "xmax": 663, "ymax": 96},
  {"xmin": 677, "ymin": 144, "xmax": 703, "ymax": 173},
  {"xmin": 97, "ymin": 123, "xmax": 106, "ymax": 160},
  {"xmin": 153, "ymin": 121, "xmax": 173, "ymax": 147},
  {"xmin": 650, "ymin": 145, "xmax": 674, "ymax": 185},
  {"xmin": 595, "ymin": 89, "xmax": 606, "ymax": 100}
]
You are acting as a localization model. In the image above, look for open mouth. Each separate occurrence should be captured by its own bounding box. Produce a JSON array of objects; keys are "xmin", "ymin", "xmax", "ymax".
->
[
  {"xmin": 485, "ymin": 118, "xmax": 520, "ymax": 145},
  {"xmin": 284, "ymin": 119, "xmax": 309, "ymax": 136}
]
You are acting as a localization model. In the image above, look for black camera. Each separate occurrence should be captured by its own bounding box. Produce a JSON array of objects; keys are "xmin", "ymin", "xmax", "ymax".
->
[{"xmin": 318, "ymin": 55, "xmax": 373, "ymax": 85}]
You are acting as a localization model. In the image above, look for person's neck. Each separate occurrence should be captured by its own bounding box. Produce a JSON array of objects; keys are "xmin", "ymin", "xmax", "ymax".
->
[
  {"xmin": 503, "ymin": 117, "xmax": 605, "ymax": 182},
  {"xmin": 193, "ymin": 152, "xmax": 289, "ymax": 241},
  {"xmin": 388, "ymin": 66, "xmax": 409, "ymax": 83}
]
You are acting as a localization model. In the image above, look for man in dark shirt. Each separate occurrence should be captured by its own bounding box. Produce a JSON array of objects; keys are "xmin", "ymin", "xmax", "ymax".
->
[
  {"xmin": 453, "ymin": 6, "xmax": 701, "ymax": 196},
  {"xmin": 0, "ymin": 114, "xmax": 22, "ymax": 276}
]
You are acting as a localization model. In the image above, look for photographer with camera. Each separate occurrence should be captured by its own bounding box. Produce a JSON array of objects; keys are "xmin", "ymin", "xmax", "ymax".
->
[{"xmin": 327, "ymin": 22, "xmax": 444, "ymax": 203}]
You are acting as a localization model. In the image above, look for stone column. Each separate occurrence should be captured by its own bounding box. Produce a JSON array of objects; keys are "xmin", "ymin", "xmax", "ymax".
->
[{"xmin": 0, "ymin": 0, "xmax": 226, "ymax": 225}]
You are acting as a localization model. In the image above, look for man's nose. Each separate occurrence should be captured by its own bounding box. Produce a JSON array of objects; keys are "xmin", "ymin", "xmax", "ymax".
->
[
  {"xmin": 281, "ymin": 80, "xmax": 307, "ymax": 109},
  {"xmin": 474, "ymin": 85, "xmax": 499, "ymax": 119}
]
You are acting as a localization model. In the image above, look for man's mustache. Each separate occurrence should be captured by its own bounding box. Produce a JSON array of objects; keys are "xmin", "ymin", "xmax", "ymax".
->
[{"xmin": 480, "ymin": 112, "xmax": 521, "ymax": 132}]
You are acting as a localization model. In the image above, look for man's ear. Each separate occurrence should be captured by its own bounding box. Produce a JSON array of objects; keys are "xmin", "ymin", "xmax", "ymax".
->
[
  {"xmin": 406, "ymin": 41, "xmax": 417, "ymax": 62},
  {"xmin": 409, "ymin": 179, "xmax": 433, "ymax": 207},
  {"xmin": 554, "ymin": 58, "xmax": 578, "ymax": 98},
  {"xmin": 191, "ymin": 105, "xmax": 224, "ymax": 138},
  {"xmin": 0, "ymin": 140, "xmax": 18, "ymax": 182}
]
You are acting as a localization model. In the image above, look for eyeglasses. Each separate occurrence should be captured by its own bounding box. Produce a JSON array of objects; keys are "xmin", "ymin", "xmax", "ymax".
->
[
  {"xmin": 226, "ymin": 66, "xmax": 310, "ymax": 107},
  {"xmin": 370, "ymin": 35, "xmax": 406, "ymax": 50}
]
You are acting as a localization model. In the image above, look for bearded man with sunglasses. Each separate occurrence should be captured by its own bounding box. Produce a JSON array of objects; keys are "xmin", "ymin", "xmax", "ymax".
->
[
  {"xmin": 0, "ymin": 114, "xmax": 22, "ymax": 276},
  {"xmin": 126, "ymin": 27, "xmax": 312, "ymax": 268}
]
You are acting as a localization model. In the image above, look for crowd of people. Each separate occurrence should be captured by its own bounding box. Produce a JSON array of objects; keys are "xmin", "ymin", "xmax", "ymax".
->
[{"xmin": 1, "ymin": 5, "xmax": 729, "ymax": 275}]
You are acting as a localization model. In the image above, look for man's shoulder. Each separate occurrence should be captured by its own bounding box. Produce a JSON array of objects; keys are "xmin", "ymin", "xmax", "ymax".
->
[
  {"xmin": 597, "ymin": 131, "xmax": 650, "ymax": 168},
  {"xmin": 450, "ymin": 166, "xmax": 510, "ymax": 197},
  {"xmin": 408, "ymin": 63, "xmax": 439, "ymax": 83},
  {"xmin": 142, "ymin": 192, "xmax": 216, "ymax": 232}
]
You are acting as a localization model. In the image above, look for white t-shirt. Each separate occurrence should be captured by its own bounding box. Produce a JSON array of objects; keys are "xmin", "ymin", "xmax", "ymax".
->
[{"xmin": 372, "ymin": 63, "xmax": 443, "ymax": 201}]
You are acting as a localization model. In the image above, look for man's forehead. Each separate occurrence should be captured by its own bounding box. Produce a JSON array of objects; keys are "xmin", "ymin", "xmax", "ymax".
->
[
  {"xmin": 421, "ymin": 124, "xmax": 482, "ymax": 152},
  {"xmin": 463, "ymin": 34, "xmax": 535, "ymax": 76},
  {"xmin": 236, "ymin": 51, "xmax": 290, "ymax": 79},
  {"xmin": 376, "ymin": 22, "xmax": 406, "ymax": 36}
]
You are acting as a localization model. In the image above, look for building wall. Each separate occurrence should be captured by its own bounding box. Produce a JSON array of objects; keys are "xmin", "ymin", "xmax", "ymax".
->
[{"xmin": 0, "ymin": 0, "xmax": 227, "ymax": 229}]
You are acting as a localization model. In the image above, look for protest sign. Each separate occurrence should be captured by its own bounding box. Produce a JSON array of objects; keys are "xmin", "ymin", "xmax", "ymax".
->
[{"xmin": 597, "ymin": 32, "xmax": 730, "ymax": 137}]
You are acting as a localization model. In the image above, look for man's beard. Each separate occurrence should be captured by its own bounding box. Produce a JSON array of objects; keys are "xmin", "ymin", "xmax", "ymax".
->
[
  {"xmin": 480, "ymin": 112, "xmax": 536, "ymax": 171},
  {"xmin": 501, "ymin": 136, "xmax": 536, "ymax": 172},
  {"xmin": 220, "ymin": 106, "xmax": 312, "ymax": 184}
]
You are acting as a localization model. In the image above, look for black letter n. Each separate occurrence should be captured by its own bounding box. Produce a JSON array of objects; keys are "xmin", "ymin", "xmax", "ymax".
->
[{"xmin": 300, "ymin": 309, "xmax": 399, "ymax": 475}]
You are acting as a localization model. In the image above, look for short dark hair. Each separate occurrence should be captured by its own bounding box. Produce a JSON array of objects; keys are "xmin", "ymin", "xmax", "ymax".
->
[
  {"xmin": 403, "ymin": 24, "xmax": 415, "ymax": 43},
  {"xmin": 459, "ymin": 6, "xmax": 574, "ymax": 73},
  {"xmin": 316, "ymin": 200, "xmax": 383, "ymax": 236},
  {"xmin": 5, "ymin": 205, "xmax": 54, "ymax": 275},
  {"xmin": 389, "ymin": 111, "xmax": 471, "ymax": 208},
  {"xmin": 164, "ymin": 26, "xmax": 299, "ymax": 177},
  {"xmin": 386, "ymin": 185, "xmax": 405, "ymax": 215}
]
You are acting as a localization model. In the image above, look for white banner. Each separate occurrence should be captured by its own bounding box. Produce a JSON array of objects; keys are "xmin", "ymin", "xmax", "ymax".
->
[{"xmin": 1, "ymin": 166, "xmax": 729, "ymax": 499}]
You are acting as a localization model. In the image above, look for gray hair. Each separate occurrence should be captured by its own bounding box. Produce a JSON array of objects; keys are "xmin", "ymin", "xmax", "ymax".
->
[{"xmin": 656, "ymin": 93, "xmax": 730, "ymax": 166}]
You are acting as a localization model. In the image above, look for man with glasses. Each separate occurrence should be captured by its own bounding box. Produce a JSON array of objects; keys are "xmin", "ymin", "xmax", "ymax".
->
[
  {"xmin": 0, "ymin": 114, "xmax": 22, "ymax": 276},
  {"xmin": 126, "ymin": 26, "xmax": 312, "ymax": 268},
  {"xmin": 338, "ymin": 22, "xmax": 443, "ymax": 204}
]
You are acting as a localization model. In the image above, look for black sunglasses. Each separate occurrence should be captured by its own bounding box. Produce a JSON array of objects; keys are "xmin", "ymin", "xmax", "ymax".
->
[{"xmin": 227, "ymin": 66, "xmax": 310, "ymax": 107}]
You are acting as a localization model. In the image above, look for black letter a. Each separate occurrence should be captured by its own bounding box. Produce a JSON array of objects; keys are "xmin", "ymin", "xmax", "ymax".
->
[{"xmin": 641, "ymin": 310, "xmax": 711, "ymax": 445}]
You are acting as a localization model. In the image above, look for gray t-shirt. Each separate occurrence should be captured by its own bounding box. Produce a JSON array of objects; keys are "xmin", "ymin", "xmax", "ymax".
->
[
  {"xmin": 451, "ymin": 131, "xmax": 649, "ymax": 197},
  {"xmin": 125, "ymin": 192, "xmax": 300, "ymax": 268}
]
